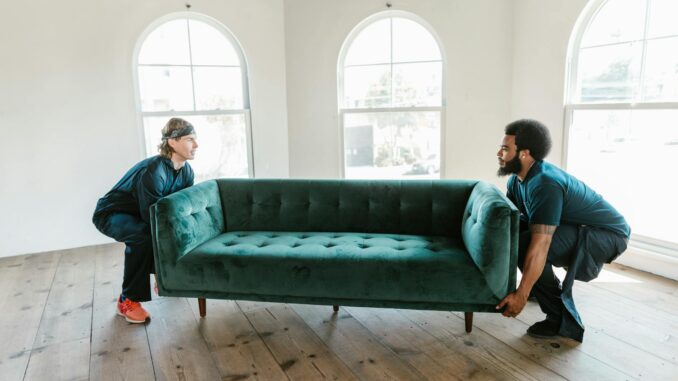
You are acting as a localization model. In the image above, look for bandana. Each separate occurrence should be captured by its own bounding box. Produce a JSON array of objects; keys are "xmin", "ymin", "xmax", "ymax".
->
[{"xmin": 163, "ymin": 124, "xmax": 195, "ymax": 140}]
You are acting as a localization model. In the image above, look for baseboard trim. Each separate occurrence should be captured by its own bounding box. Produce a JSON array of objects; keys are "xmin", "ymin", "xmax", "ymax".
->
[{"xmin": 616, "ymin": 245, "xmax": 678, "ymax": 281}]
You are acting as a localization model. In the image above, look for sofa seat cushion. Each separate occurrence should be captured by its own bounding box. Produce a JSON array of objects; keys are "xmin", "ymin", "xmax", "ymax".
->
[{"xmin": 179, "ymin": 231, "xmax": 498, "ymax": 304}]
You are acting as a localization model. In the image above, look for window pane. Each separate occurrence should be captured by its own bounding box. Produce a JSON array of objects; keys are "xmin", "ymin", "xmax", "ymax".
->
[
  {"xmin": 138, "ymin": 66, "xmax": 193, "ymax": 111},
  {"xmin": 642, "ymin": 37, "xmax": 678, "ymax": 101},
  {"xmin": 143, "ymin": 114, "xmax": 249, "ymax": 181},
  {"xmin": 567, "ymin": 109, "xmax": 678, "ymax": 244},
  {"xmin": 393, "ymin": 62, "xmax": 442, "ymax": 107},
  {"xmin": 580, "ymin": 0, "xmax": 646, "ymax": 47},
  {"xmin": 392, "ymin": 18, "xmax": 441, "ymax": 63},
  {"xmin": 647, "ymin": 0, "xmax": 678, "ymax": 38},
  {"xmin": 576, "ymin": 43, "xmax": 642, "ymax": 102},
  {"xmin": 344, "ymin": 111, "xmax": 440, "ymax": 179},
  {"xmin": 193, "ymin": 67, "xmax": 243, "ymax": 110},
  {"xmin": 138, "ymin": 19, "xmax": 190, "ymax": 65},
  {"xmin": 188, "ymin": 20, "xmax": 240, "ymax": 66},
  {"xmin": 343, "ymin": 65, "xmax": 391, "ymax": 108},
  {"xmin": 344, "ymin": 18, "xmax": 391, "ymax": 66}
]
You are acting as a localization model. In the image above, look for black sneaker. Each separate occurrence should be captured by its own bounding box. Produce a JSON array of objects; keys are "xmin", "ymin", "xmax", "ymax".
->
[{"xmin": 527, "ymin": 317, "xmax": 560, "ymax": 339}]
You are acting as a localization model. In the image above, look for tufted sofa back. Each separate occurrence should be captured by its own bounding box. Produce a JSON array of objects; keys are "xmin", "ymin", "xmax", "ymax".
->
[{"xmin": 216, "ymin": 179, "xmax": 477, "ymax": 238}]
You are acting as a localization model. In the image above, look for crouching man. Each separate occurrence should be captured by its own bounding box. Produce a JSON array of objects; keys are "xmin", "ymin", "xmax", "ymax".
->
[
  {"xmin": 495, "ymin": 119, "xmax": 630, "ymax": 342},
  {"xmin": 93, "ymin": 118, "xmax": 198, "ymax": 323}
]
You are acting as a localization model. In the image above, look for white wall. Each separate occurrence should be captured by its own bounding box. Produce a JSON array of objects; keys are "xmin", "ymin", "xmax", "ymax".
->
[
  {"xmin": 511, "ymin": 0, "xmax": 589, "ymax": 168},
  {"xmin": 284, "ymin": 0, "xmax": 515, "ymax": 186},
  {"xmin": 0, "ymin": 0, "xmax": 289, "ymax": 258}
]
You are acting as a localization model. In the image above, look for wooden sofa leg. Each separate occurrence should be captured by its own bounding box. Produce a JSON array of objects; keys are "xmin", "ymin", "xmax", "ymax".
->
[
  {"xmin": 333, "ymin": 305, "xmax": 339, "ymax": 313},
  {"xmin": 198, "ymin": 298, "xmax": 206, "ymax": 318},
  {"xmin": 464, "ymin": 312, "xmax": 473, "ymax": 333}
]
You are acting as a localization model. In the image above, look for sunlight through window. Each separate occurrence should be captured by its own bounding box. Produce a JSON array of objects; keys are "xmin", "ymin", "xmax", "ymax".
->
[
  {"xmin": 339, "ymin": 13, "xmax": 444, "ymax": 180},
  {"xmin": 136, "ymin": 15, "xmax": 252, "ymax": 182},
  {"xmin": 567, "ymin": 0, "xmax": 678, "ymax": 248}
]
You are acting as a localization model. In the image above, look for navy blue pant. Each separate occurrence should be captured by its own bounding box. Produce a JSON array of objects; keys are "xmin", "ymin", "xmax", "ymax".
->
[
  {"xmin": 94, "ymin": 213, "xmax": 154, "ymax": 302},
  {"xmin": 518, "ymin": 224, "xmax": 627, "ymax": 341}
]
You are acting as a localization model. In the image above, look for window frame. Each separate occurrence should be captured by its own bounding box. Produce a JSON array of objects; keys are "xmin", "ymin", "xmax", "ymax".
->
[
  {"xmin": 564, "ymin": 0, "xmax": 678, "ymax": 254},
  {"xmin": 132, "ymin": 12, "xmax": 255, "ymax": 178},
  {"xmin": 337, "ymin": 10, "xmax": 447, "ymax": 179}
]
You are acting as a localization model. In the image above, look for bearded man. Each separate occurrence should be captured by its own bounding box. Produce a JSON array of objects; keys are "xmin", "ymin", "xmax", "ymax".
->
[{"xmin": 495, "ymin": 119, "xmax": 630, "ymax": 342}]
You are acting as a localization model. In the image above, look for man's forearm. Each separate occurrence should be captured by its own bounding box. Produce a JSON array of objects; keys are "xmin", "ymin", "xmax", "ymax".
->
[
  {"xmin": 496, "ymin": 224, "xmax": 557, "ymax": 317},
  {"xmin": 517, "ymin": 233, "xmax": 552, "ymax": 298}
]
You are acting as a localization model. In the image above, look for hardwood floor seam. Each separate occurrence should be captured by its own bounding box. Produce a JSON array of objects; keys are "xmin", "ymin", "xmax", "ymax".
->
[
  {"xmin": 86, "ymin": 249, "xmax": 97, "ymax": 381},
  {"xmin": 479, "ymin": 314, "xmax": 641, "ymax": 381},
  {"xmin": 288, "ymin": 305, "xmax": 363, "ymax": 381},
  {"xmin": 182, "ymin": 297, "xmax": 229, "ymax": 380},
  {"xmin": 234, "ymin": 300, "xmax": 293, "ymax": 381},
  {"xmin": 22, "ymin": 252, "xmax": 63, "ymax": 381}
]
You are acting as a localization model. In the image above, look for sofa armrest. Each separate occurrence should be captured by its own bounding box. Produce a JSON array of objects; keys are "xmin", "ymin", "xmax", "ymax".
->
[
  {"xmin": 150, "ymin": 180, "xmax": 224, "ymax": 265},
  {"xmin": 461, "ymin": 182, "xmax": 519, "ymax": 300}
]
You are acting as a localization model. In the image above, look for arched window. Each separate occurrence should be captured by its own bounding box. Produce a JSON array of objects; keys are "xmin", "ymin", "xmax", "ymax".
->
[
  {"xmin": 135, "ymin": 13, "xmax": 252, "ymax": 182},
  {"xmin": 338, "ymin": 12, "xmax": 444, "ymax": 179},
  {"xmin": 566, "ymin": 0, "xmax": 678, "ymax": 250}
]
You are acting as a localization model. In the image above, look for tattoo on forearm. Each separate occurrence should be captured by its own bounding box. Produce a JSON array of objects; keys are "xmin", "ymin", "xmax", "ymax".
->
[{"xmin": 530, "ymin": 224, "xmax": 556, "ymax": 235}]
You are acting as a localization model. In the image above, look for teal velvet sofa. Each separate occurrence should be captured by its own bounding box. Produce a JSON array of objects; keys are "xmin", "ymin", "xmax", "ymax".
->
[{"xmin": 150, "ymin": 179, "xmax": 519, "ymax": 332}]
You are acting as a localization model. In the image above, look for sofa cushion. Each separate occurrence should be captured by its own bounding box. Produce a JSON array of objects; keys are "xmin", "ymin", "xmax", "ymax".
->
[{"xmin": 179, "ymin": 231, "xmax": 498, "ymax": 305}]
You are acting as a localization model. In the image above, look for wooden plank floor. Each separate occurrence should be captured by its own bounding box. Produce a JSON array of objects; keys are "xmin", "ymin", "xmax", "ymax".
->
[{"xmin": 1, "ymin": 243, "xmax": 676, "ymax": 380}]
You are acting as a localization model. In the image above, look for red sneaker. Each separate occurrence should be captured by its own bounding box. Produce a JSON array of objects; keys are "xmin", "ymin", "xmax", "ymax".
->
[{"xmin": 116, "ymin": 297, "xmax": 151, "ymax": 323}]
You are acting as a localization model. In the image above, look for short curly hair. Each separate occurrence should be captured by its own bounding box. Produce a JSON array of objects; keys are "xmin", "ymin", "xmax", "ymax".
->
[{"xmin": 504, "ymin": 119, "xmax": 552, "ymax": 161}]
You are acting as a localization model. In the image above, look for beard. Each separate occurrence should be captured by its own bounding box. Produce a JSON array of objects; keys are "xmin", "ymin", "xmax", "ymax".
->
[{"xmin": 497, "ymin": 155, "xmax": 522, "ymax": 177}]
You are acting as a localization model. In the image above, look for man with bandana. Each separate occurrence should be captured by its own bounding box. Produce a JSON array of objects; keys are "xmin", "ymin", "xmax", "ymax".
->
[
  {"xmin": 495, "ymin": 119, "xmax": 630, "ymax": 342},
  {"xmin": 93, "ymin": 118, "xmax": 198, "ymax": 323}
]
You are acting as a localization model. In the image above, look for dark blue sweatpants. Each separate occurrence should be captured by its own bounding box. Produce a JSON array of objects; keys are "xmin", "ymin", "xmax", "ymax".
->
[
  {"xmin": 519, "ymin": 224, "xmax": 627, "ymax": 342},
  {"xmin": 94, "ymin": 213, "xmax": 154, "ymax": 302}
]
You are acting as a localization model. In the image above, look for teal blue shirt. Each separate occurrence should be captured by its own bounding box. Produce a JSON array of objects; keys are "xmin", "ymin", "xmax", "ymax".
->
[{"xmin": 506, "ymin": 161, "xmax": 630, "ymax": 237}]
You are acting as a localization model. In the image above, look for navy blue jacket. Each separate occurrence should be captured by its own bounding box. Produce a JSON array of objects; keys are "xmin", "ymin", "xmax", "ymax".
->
[{"xmin": 93, "ymin": 155, "xmax": 194, "ymax": 224}]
